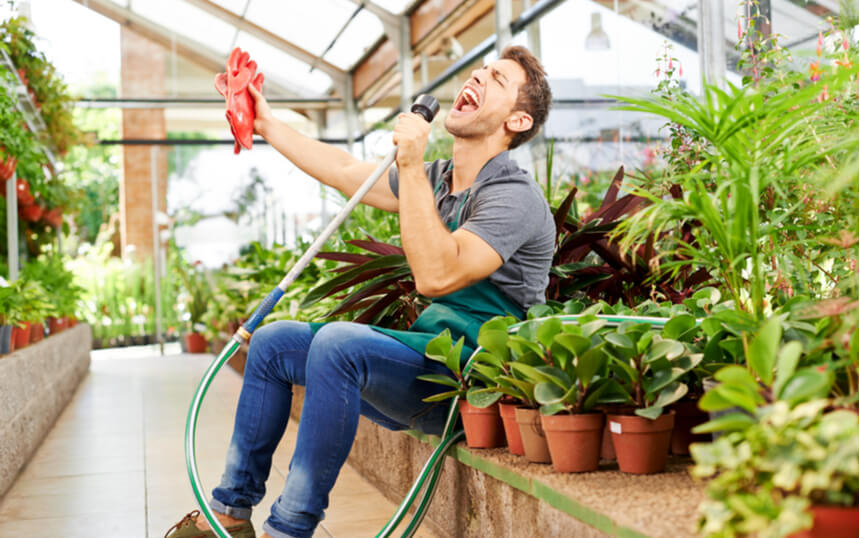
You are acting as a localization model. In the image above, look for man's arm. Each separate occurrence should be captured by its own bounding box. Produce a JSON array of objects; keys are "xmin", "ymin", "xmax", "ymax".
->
[
  {"xmin": 392, "ymin": 113, "xmax": 503, "ymax": 297},
  {"xmin": 249, "ymin": 85, "xmax": 399, "ymax": 212}
]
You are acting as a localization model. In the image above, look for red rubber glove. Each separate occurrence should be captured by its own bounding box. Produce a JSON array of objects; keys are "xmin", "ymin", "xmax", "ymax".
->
[{"xmin": 215, "ymin": 47, "xmax": 265, "ymax": 154}]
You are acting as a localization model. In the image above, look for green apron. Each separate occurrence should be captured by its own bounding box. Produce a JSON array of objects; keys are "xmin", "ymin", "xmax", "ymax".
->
[{"xmin": 312, "ymin": 180, "xmax": 524, "ymax": 360}]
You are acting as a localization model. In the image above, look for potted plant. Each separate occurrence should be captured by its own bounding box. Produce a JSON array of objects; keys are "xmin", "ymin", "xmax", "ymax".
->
[
  {"xmin": 177, "ymin": 259, "xmax": 212, "ymax": 353},
  {"xmin": 691, "ymin": 399, "xmax": 857, "ymax": 538},
  {"xmin": 602, "ymin": 318, "xmax": 702, "ymax": 473},
  {"xmin": 530, "ymin": 317, "xmax": 628, "ymax": 472},
  {"xmin": 0, "ymin": 68, "xmax": 33, "ymax": 181},
  {"xmin": 417, "ymin": 329, "xmax": 506, "ymax": 449},
  {"xmin": 0, "ymin": 282, "xmax": 20, "ymax": 354}
]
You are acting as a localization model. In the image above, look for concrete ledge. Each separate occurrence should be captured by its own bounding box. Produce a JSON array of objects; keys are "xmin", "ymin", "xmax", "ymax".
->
[
  {"xmin": 0, "ymin": 325, "xmax": 92, "ymax": 497},
  {"xmin": 291, "ymin": 386, "xmax": 702, "ymax": 537}
]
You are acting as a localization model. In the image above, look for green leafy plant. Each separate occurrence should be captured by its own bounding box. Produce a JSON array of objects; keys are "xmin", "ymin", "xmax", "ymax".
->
[
  {"xmin": 691, "ymin": 400, "xmax": 858, "ymax": 537},
  {"xmin": 416, "ymin": 329, "xmax": 502, "ymax": 408}
]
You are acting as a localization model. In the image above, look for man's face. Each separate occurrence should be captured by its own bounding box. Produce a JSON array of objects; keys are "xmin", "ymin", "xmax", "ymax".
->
[{"xmin": 444, "ymin": 58, "xmax": 527, "ymax": 142}]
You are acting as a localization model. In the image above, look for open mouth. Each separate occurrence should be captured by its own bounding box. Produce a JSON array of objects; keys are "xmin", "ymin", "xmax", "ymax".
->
[{"xmin": 454, "ymin": 86, "xmax": 481, "ymax": 113}]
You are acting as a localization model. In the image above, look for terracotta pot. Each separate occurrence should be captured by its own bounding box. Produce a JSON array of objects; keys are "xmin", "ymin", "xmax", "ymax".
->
[
  {"xmin": 514, "ymin": 407, "xmax": 552, "ymax": 463},
  {"xmin": 19, "ymin": 203, "xmax": 43, "ymax": 222},
  {"xmin": 16, "ymin": 178, "xmax": 33, "ymax": 205},
  {"xmin": 29, "ymin": 322, "xmax": 44, "ymax": 343},
  {"xmin": 17, "ymin": 68, "xmax": 27, "ymax": 86},
  {"xmin": 499, "ymin": 400, "xmax": 525, "ymax": 456},
  {"xmin": 13, "ymin": 322, "xmax": 31, "ymax": 349},
  {"xmin": 69, "ymin": 318, "xmax": 78, "ymax": 328},
  {"xmin": 458, "ymin": 400, "xmax": 506, "ymax": 448},
  {"xmin": 600, "ymin": 420, "xmax": 616, "ymax": 460},
  {"xmin": 184, "ymin": 332, "xmax": 208, "ymax": 353},
  {"xmin": 788, "ymin": 505, "xmax": 859, "ymax": 538},
  {"xmin": 0, "ymin": 154, "xmax": 17, "ymax": 181},
  {"xmin": 607, "ymin": 411, "xmax": 675, "ymax": 474},
  {"xmin": 670, "ymin": 399, "xmax": 710, "ymax": 455},
  {"xmin": 541, "ymin": 412, "xmax": 604, "ymax": 472}
]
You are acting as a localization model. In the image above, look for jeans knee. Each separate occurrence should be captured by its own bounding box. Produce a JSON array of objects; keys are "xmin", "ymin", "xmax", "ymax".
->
[
  {"xmin": 245, "ymin": 321, "xmax": 310, "ymax": 383},
  {"xmin": 307, "ymin": 322, "xmax": 365, "ymax": 380}
]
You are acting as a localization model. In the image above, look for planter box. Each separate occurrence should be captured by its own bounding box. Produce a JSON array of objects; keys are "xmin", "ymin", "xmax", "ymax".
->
[{"xmin": 0, "ymin": 324, "xmax": 92, "ymax": 497}]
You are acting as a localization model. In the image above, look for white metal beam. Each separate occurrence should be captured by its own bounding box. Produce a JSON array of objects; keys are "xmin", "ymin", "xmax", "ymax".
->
[
  {"xmin": 495, "ymin": 0, "xmax": 513, "ymax": 54},
  {"xmin": 344, "ymin": 0, "xmax": 399, "ymax": 28},
  {"xmin": 72, "ymin": 0, "xmax": 306, "ymax": 98},
  {"xmin": 182, "ymin": 0, "xmax": 346, "ymax": 83}
]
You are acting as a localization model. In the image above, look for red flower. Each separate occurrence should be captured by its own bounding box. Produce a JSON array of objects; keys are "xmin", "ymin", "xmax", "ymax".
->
[{"xmin": 809, "ymin": 61, "xmax": 821, "ymax": 82}]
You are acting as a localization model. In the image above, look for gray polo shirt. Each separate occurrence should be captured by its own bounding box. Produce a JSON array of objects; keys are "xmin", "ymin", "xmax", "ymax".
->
[{"xmin": 388, "ymin": 151, "xmax": 554, "ymax": 312}]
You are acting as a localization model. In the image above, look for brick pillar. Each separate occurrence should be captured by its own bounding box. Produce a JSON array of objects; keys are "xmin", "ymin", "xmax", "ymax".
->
[{"xmin": 119, "ymin": 28, "xmax": 168, "ymax": 260}]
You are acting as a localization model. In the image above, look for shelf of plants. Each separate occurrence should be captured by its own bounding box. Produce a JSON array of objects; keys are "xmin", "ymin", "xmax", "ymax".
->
[{"xmin": 0, "ymin": 15, "xmax": 84, "ymax": 355}]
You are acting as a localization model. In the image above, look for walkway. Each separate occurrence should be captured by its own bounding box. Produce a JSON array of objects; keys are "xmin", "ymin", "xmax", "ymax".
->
[{"xmin": 0, "ymin": 346, "xmax": 434, "ymax": 537}]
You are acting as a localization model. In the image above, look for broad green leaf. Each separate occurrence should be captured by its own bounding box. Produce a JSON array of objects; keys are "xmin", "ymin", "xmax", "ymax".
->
[
  {"xmin": 445, "ymin": 337, "xmax": 465, "ymax": 377},
  {"xmin": 692, "ymin": 412, "xmax": 756, "ymax": 434},
  {"xmin": 506, "ymin": 335, "xmax": 543, "ymax": 358},
  {"xmin": 718, "ymin": 337, "xmax": 745, "ymax": 363},
  {"xmin": 537, "ymin": 318, "xmax": 562, "ymax": 349},
  {"xmin": 773, "ymin": 341, "xmax": 802, "ymax": 399},
  {"xmin": 662, "ymin": 314, "xmax": 697, "ymax": 340},
  {"xmin": 471, "ymin": 351, "xmax": 504, "ymax": 369},
  {"xmin": 709, "ymin": 384, "xmax": 760, "ymax": 413},
  {"xmin": 415, "ymin": 374, "xmax": 461, "ymax": 389},
  {"xmin": 466, "ymin": 387, "xmax": 503, "ymax": 408},
  {"xmin": 576, "ymin": 347, "xmax": 606, "ymax": 389},
  {"xmin": 534, "ymin": 381, "xmax": 566, "ymax": 405},
  {"xmin": 477, "ymin": 330, "xmax": 509, "ymax": 358},
  {"xmin": 581, "ymin": 319, "xmax": 608, "ymax": 338},
  {"xmin": 609, "ymin": 356, "xmax": 638, "ymax": 385},
  {"xmin": 650, "ymin": 382, "xmax": 688, "ymax": 409},
  {"xmin": 549, "ymin": 342, "xmax": 572, "ymax": 371},
  {"xmin": 510, "ymin": 362, "xmax": 553, "ymax": 383},
  {"xmin": 779, "ymin": 368, "xmax": 832, "ymax": 406},
  {"xmin": 635, "ymin": 405, "xmax": 664, "ymax": 420},
  {"xmin": 554, "ymin": 333, "xmax": 590, "ymax": 357},
  {"xmin": 527, "ymin": 303, "xmax": 554, "ymax": 319},
  {"xmin": 747, "ymin": 317, "xmax": 783, "ymax": 385},
  {"xmin": 539, "ymin": 402, "xmax": 567, "ymax": 416},
  {"xmin": 714, "ymin": 365, "xmax": 758, "ymax": 389},
  {"xmin": 646, "ymin": 339, "xmax": 685, "ymax": 362},
  {"xmin": 644, "ymin": 366, "xmax": 685, "ymax": 395},
  {"xmin": 424, "ymin": 330, "xmax": 452, "ymax": 363},
  {"xmin": 605, "ymin": 332, "xmax": 634, "ymax": 351},
  {"xmin": 535, "ymin": 365, "xmax": 572, "ymax": 388}
]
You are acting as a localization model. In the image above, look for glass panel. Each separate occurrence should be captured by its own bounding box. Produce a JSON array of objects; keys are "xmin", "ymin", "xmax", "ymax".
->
[
  {"xmin": 325, "ymin": 9, "xmax": 384, "ymax": 69},
  {"xmin": 205, "ymin": 0, "xmax": 250, "ymax": 15},
  {"xmin": 234, "ymin": 32, "xmax": 333, "ymax": 95},
  {"xmin": 370, "ymin": 0, "xmax": 413, "ymax": 15},
  {"xmin": 132, "ymin": 0, "xmax": 237, "ymax": 55},
  {"xmin": 244, "ymin": 0, "xmax": 357, "ymax": 56}
]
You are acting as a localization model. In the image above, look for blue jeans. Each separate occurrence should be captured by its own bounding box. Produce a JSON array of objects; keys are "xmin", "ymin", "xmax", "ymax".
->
[{"xmin": 209, "ymin": 321, "xmax": 454, "ymax": 538}]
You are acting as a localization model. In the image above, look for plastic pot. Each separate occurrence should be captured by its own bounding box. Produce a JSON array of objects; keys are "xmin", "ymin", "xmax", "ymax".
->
[
  {"xmin": 541, "ymin": 412, "xmax": 604, "ymax": 472},
  {"xmin": 48, "ymin": 317, "xmax": 67, "ymax": 334},
  {"xmin": 607, "ymin": 411, "xmax": 675, "ymax": 474},
  {"xmin": 514, "ymin": 407, "xmax": 551, "ymax": 463},
  {"xmin": 669, "ymin": 398, "xmax": 710, "ymax": 455},
  {"xmin": 184, "ymin": 332, "xmax": 209, "ymax": 353},
  {"xmin": 42, "ymin": 207, "xmax": 63, "ymax": 228},
  {"xmin": 788, "ymin": 505, "xmax": 859, "ymax": 538},
  {"xmin": 498, "ymin": 400, "xmax": 525, "ymax": 456},
  {"xmin": 458, "ymin": 400, "xmax": 506, "ymax": 448},
  {"xmin": 600, "ymin": 420, "xmax": 616, "ymax": 460},
  {"xmin": 0, "ymin": 325, "xmax": 13, "ymax": 354},
  {"xmin": 13, "ymin": 322, "xmax": 32, "ymax": 349},
  {"xmin": 16, "ymin": 178, "xmax": 33, "ymax": 205}
]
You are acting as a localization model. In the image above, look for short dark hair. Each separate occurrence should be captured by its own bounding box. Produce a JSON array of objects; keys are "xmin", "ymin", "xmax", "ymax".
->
[{"xmin": 500, "ymin": 46, "xmax": 552, "ymax": 149}]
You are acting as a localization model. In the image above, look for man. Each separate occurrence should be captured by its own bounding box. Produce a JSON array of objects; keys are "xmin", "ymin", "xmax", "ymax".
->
[{"xmin": 167, "ymin": 45, "xmax": 554, "ymax": 538}]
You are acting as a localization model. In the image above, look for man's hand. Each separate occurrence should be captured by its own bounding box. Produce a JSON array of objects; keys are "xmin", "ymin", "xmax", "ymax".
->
[
  {"xmin": 248, "ymin": 84, "xmax": 274, "ymax": 138},
  {"xmin": 392, "ymin": 112, "xmax": 430, "ymax": 171}
]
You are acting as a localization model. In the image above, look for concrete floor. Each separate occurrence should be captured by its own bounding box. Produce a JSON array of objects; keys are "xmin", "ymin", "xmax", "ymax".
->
[{"xmin": 0, "ymin": 346, "xmax": 433, "ymax": 537}]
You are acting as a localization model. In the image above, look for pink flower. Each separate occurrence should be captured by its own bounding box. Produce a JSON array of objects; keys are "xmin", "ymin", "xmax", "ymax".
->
[
  {"xmin": 656, "ymin": 68, "xmax": 661, "ymax": 78},
  {"xmin": 844, "ymin": 37, "xmax": 850, "ymax": 51},
  {"xmin": 679, "ymin": 64, "xmax": 683, "ymax": 76},
  {"xmin": 668, "ymin": 58, "xmax": 673, "ymax": 70},
  {"xmin": 817, "ymin": 32, "xmax": 823, "ymax": 57},
  {"xmin": 738, "ymin": 19, "xmax": 742, "ymax": 40}
]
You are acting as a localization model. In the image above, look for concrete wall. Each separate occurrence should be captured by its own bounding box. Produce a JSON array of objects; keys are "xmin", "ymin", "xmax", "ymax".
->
[{"xmin": 0, "ymin": 325, "xmax": 92, "ymax": 497}]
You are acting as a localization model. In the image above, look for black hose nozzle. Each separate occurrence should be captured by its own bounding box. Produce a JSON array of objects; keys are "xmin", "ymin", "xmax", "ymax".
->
[{"xmin": 411, "ymin": 94, "xmax": 440, "ymax": 123}]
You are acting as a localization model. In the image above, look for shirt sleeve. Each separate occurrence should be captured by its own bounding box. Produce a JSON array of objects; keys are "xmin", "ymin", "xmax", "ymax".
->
[
  {"xmin": 388, "ymin": 160, "xmax": 448, "ymax": 198},
  {"xmin": 460, "ymin": 180, "xmax": 547, "ymax": 262}
]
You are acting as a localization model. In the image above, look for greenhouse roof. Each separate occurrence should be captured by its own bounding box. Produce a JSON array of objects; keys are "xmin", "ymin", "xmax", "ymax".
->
[{"xmin": 71, "ymin": 0, "xmax": 838, "ymax": 112}]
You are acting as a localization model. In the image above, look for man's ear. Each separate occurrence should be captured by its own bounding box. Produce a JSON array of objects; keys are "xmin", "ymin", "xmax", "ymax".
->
[{"xmin": 505, "ymin": 111, "xmax": 533, "ymax": 135}]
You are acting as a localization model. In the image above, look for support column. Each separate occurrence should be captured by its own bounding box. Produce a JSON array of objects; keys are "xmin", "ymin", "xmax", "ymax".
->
[
  {"xmin": 6, "ymin": 171, "xmax": 17, "ymax": 282},
  {"xmin": 522, "ymin": 0, "xmax": 542, "ymax": 57},
  {"xmin": 697, "ymin": 0, "xmax": 727, "ymax": 89},
  {"xmin": 119, "ymin": 27, "xmax": 168, "ymax": 260},
  {"xmin": 398, "ymin": 15, "xmax": 413, "ymax": 111},
  {"xmin": 495, "ymin": 0, "xmax": 513, "ymax": 54},
  {"xmin": 344, "ymin": 77, "xmax": 356, "ymax": 154}
]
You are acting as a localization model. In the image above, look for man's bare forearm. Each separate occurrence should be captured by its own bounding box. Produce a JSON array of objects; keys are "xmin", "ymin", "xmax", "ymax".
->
[{"xmin": 257, "ymin": 117, "xmax": 397, "ymax": 211}]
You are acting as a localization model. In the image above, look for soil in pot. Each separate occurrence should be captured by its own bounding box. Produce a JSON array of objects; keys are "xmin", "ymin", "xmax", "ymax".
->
[
  {"xmin": 514, "ymin": 407, "xmax": 552, "ymax": 463},
  {"xmin": 541, "ymin": 412, "xmax": 604, "ymax": 472},
  {"xmin": 607, "ymin": 411, "xmax": 675, "ymax": 474},
  {"xmin": 13, "ymin": 322, "xmax": 32, "ymax": 349},
  {"xmin": 788, "ymin": 505, "xmax": 859, "ymax": 538},
  {"xmin": 499, "ymin": 400, "xmax": 525, "ymax": 456},
  {"xmin": 184, "ymin": 332, "xmax": 208, "ymax": 353},
  {"xmin": 670, "ymin": 398, "xmax": 710, "ymax": 455},
  {"xmin": 458, "ymin": 400, "xmax": 506, "ymax": 448}
]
